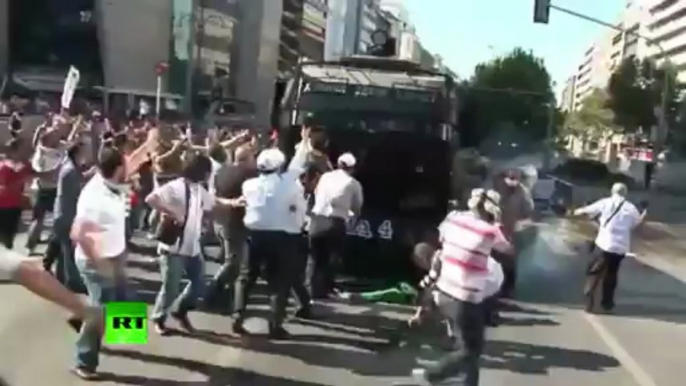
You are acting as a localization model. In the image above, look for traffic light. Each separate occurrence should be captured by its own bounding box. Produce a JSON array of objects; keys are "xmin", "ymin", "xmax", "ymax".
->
[{"xmin": 534, "ymin": 0, "xmax": 550, "ymax": 24}]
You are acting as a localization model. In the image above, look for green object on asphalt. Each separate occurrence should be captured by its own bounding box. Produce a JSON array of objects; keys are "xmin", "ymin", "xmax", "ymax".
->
[{"xmin": 358, "ymin": 282, "xmax": 419, "ymax": 305}]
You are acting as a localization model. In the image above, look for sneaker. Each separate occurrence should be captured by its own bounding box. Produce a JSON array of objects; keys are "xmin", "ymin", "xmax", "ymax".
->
[
  {"xmin": 153, "ymin": 320, "xmax": 169, "ymax": 335},
  {"xmin": 268, "ymin": 325, "xmax": 291, "ymax": 340},
  {"xmin": 171, "ymin": 312, "xmax": 196, "ymax": 333},
  {"xmin": 411, "ymin": 368, "xmax": 432, "ymax": 385},
  {"xmin": 71, "ymin": 367, "xmax": 99, "ymax": 381},
  {"xmin": 231, "ymin": 319, "xmax": 249, "ymax": 336}
]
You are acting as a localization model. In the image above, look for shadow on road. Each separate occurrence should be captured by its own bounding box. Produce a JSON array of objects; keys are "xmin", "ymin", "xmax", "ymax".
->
[
  {"xmin": 514, "ymin": 219, "xmax": 686, "ymax": 325},
  {"xmin": 482, "ymin": 340, "xmax": 620, "ymax": 374},
  {"xmin": 101, "ymin": 348, "xmax": 327, "ymax": 385}
]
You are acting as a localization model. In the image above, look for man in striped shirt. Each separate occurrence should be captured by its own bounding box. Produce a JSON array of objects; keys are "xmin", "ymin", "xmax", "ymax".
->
[{"xmin": 412, "ymin": 188, "xmax": 512, "ymax": 386}]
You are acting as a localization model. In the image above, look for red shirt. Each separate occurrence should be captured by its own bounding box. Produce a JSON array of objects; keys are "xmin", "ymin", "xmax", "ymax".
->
[{"xmin": 0, "ymin": 160, "xmax": 31, "ymax": 209}]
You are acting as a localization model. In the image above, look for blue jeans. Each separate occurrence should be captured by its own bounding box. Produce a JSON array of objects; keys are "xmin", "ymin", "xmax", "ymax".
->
[
  {"xmin": 152, "ymin": 253, "xmax": 205, "ymax": 322},
  {"xmin": 75, "ymin": 254, "xmax": 128, "ymax": 371}
]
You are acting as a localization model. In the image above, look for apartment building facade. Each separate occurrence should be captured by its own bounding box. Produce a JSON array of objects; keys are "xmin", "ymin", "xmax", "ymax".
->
[
  {"xmin": 647, "ymin": 0, "xmax": 686, "ymax": 82},
  {"xmin": 560, "ymin": 75, "xmax": 576, "ymax": 112},
  {"xmin": 324, "ymin": 0, "xmax": 383, "ymax": 60},
  {"xmin": 0, "ymin": 0, "xmax": 282, "ymax": 126},
  {"xmin": 573, "ymin": 34, "xmax": 615, "ymax": 111},
  {"xmin": 301, "ymin": 0, "xmax": 328, "ymax": 61},
  {"xmin": 571, "ymin": 0, "xmax": 652, "ymax": 110}
]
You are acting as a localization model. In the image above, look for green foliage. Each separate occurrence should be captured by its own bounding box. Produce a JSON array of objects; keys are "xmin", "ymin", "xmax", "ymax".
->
[
  {"xmin": 458, "ymin": 48, "xmax": 554, "ymax": 147},
  {"xmin": 607, "ymin": 58, "xmax": 680, "ymax": 134},
  {"xmin": 563, "ymin": 88, "xmax": 616, "ymax": 140}
]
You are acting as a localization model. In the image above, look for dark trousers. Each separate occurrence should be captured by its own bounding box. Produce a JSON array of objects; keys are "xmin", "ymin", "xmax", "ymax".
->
[
  {"xmin": 56, "ymin": 220, "xmax": 87, "ymax": 293},
  {"xmin": 206, "ymin": 225, "xmax": 249, "ymax": 310},
  {"xmin": 0, "ymin": 207, "xmax": 22, "ymax": 249},
  {"xmin": 26, "ymin": 187, "xmax": 56, "ymax": 251},
  {"xmin": 291, "ymin": 233, "xmax": 312, "ymax": 312},
  {"xmin": 492, "ymin": 247, "xmax": 516, "ymax": 298},
  {"xmin": 585, "ymin": 249, "xmax": 625, "ymax": 309},
  {"xmin": 425, "ymin": 292, "xmax": 485, "ymax": 386},
  {"xmin": 233, "ymin": 230, "xmax": 297, "ymax": 328},
  {"xmin": 42, "ymin": 236, "xmax": 60, "ymax": 271},
  {"xmin": 309, "ymin": 216, "xmax": 346, "ymax": 298}
]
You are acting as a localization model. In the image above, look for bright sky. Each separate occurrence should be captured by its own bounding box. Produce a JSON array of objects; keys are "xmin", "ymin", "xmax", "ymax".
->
[{"xmin": 404, "ymin": 0, "xmax": 626, "ymax": 93}]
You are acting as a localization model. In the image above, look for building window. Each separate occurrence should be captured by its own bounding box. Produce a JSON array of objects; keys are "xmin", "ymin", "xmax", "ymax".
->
[
  {"xmin": 650, "ymin": 0, "xmax": 679, "ymax": 14},
  {"xmin": 9, "ymin": 0, "xmax": 102, "ymax": 77},
  {"xmin": 612, "ymin": 33, "xmax": 623, "ymax": 45}
]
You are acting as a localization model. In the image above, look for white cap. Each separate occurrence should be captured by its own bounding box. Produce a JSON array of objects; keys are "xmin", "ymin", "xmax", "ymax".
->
[
  {"xmin": 337, "ymin": 152, "xmax": 356, "ymax": 168},
  {"xmin": 256, "ymin": 148, "xmax": 286, "ymax": 172}
]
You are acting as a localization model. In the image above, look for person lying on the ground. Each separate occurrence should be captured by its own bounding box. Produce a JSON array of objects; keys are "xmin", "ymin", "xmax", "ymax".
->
[
  {"xmin": 0, "ymin": 245, "xmax": 102, "ymax": 331},
  {"xmin": 341, "ymin": 240, "xmax": 438, "ymax": 307}
]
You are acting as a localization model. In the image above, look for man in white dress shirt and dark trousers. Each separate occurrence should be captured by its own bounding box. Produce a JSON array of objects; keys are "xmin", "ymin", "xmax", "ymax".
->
[
  {"xmin": 573, "ymin": 182, "xmax": 646, "ymax": 313},
  {"xmin": 308, "ymin": 153, "xmax": 363, "ymax": 299},
  {"xmin": 232, "ymin": 130, "xmax": 310, "ymax": 339}
]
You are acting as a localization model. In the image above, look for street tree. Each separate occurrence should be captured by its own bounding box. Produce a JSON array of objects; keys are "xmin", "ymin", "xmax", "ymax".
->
[
  {"xmin": 459, "ymin": 48, "xmax": 555, "ymax": 146},
  {"xmin": 563, "ymin": 88, "xmax": 616, "ymax": 142},
  {"xmin": 607, "ymin": 57, "xmax": 680, "ymax": 134}
]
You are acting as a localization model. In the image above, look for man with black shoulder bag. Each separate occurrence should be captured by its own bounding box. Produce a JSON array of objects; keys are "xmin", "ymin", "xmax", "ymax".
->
[
  {"xmin": 572, "ymin": 183, "xmax": 647, "ymax": 313},
  {"xmin": 146, "ymin": 152, "xmax": 245, "ymax": 335}
]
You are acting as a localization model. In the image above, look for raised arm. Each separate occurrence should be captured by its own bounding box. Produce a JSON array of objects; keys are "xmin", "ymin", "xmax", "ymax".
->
[
  {"xmin": 287, "ymin": 127, "xmax": 312, "ymax": 174},
  {"xmin": 219, "ymin": 130, "xmax": 251, "ymax": 150},
  {"xmin": 572, "ymin": 198, "xmax": 605, "ymax": 217},
  {"xmin": 154, "ymin": 138, "xmax": 186, "ymax": 165},
  {"xmin": 65, "ymin": 115, "xmax": 83, "ymax": 144}
]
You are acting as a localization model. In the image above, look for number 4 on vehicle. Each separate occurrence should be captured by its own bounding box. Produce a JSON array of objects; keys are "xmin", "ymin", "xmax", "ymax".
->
[
  {"xmin": 377, "ymin": 220, "xmax": 393, "ymax": 240},
  {"xmin": 347, "ymin": 218, "xmax": 373, "ymax": 239}
]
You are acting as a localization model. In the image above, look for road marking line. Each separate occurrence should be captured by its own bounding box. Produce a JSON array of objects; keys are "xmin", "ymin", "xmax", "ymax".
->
[{"xmin": 583, "ymin": 312, "xmax": 657, "ymax": 386}]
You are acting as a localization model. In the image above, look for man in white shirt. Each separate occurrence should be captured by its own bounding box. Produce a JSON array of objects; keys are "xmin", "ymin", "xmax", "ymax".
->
[
  {"xmin": 232, "ymin": 133, "xmax": 310, "ymax": 340},
  {"xmin": 27, "ymin": 116, "xmax": 80, "ymax": 255},
  {"xmin": 308, "ymin": 152, "xmax": 363, "ymax": 299},
  {"xmin": 573, "ymin": 182, "xmax": 646, "ymax": 313},
  {"xmin": 69, "ymin": 147, "xmax": 130, "ymax": 380},
  {"xmin": 146, "ymin": 152, "xmax": 243, "ymax": 335}
]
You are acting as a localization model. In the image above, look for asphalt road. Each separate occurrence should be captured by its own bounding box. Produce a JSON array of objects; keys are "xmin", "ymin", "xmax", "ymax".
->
[{"xmin": 1, "ymin": 217, "xmax": 685, "ymax": 386}]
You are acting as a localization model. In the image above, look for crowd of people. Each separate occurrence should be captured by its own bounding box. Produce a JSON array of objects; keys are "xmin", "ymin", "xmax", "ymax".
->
[
  {"xmin": 0, "ymin": 111, "xmax": 371, "ymax": 380},
  {"xmin": 0, "ymin": 109, "xmax": 649, "ymax": 385}
]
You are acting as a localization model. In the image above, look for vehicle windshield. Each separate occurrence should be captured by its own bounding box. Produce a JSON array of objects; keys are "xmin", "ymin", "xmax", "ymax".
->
[{"xmin": 297, "ymin": 110, "xmax": 441, "ymax": 136}]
